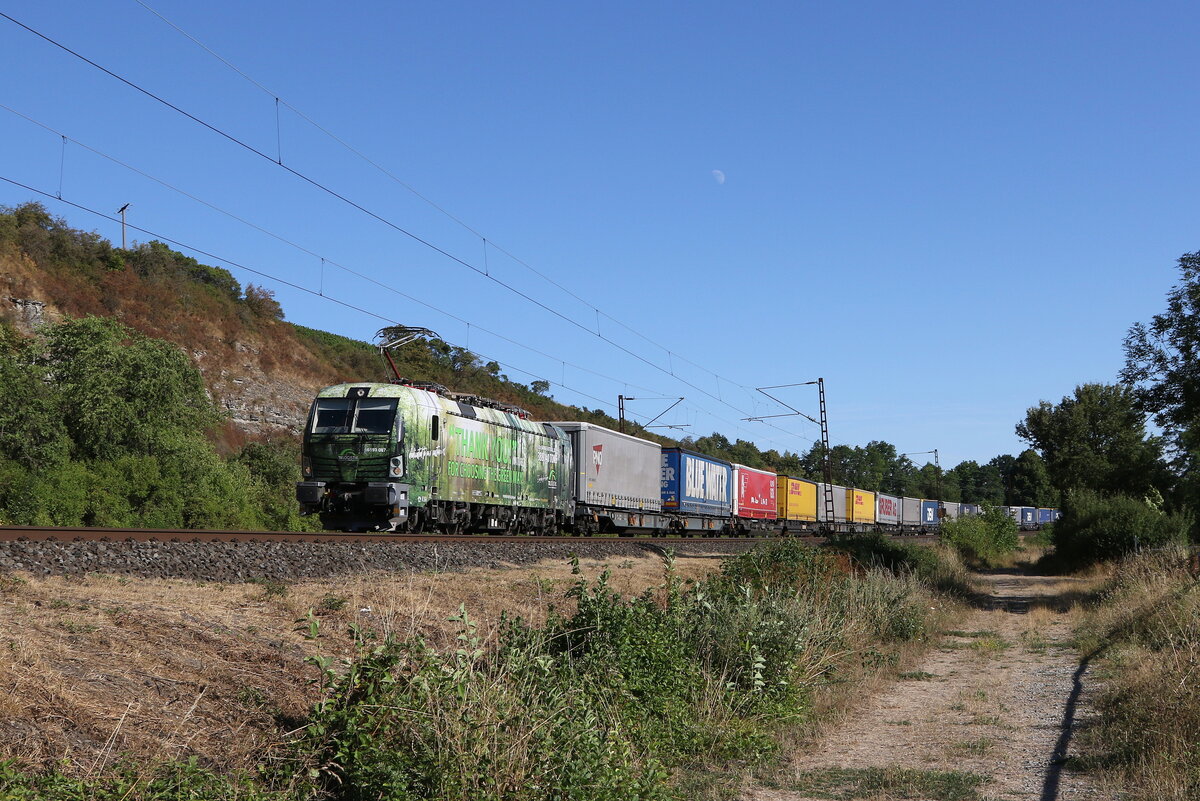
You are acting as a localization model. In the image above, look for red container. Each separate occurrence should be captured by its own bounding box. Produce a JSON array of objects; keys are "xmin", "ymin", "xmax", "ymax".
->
[{"xmin": 733, "ymin": 464, "xmax": 777, "ymax": 519}]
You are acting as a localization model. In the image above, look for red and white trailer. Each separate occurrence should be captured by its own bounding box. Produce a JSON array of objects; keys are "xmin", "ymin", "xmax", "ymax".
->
[{"xmin": 732, "ymin": 464, "xmax": 777, "ymax": 519}]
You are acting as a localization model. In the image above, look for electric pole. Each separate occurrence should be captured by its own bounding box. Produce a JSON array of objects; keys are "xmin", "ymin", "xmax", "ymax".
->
[{"xmin": 116, "ymin": 203, "xmax": 130, "ymax": 249}]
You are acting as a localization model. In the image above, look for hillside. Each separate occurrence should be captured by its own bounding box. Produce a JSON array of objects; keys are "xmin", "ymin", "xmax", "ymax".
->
[
  {"xmin": 0, "ymin": 202, "xmax": 1059, "ymax": 505},
  {"xmin": 0, "ymin": 202, "xmax": 667, "ymax": 449}
]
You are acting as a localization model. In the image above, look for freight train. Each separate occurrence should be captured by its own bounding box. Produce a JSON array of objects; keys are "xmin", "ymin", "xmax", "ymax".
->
[{"xmin": 296, "ymin": 381, "xmax": 1059, "ymax": 534}]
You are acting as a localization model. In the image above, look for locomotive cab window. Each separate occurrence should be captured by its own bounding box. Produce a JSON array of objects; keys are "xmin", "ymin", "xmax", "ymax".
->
[
  {"xmin": 311, "ymin": 398, "xmax": 398, "ymax": 434},
  {"xmin": 312, "ymin": 399, "xmax": 352, "ymax": 433},
  {"xmin": 431, "ymin": 414, "xmax": 440, "ymax": 441},
  {"xmin": 352, "ymin": 398, "xmax": 398, "ymax": 434}
]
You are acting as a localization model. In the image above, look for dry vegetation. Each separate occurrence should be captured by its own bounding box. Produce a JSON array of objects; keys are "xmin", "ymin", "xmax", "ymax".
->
[
  {"xmin": 742, "ymin": 570, "xmax": 1118, "ymax": 801},
  {"xmin": 1074, "ymin": 547, "xmax": 1200, "ymax": 800},
  {"xmin": 0, "ymin": 552, "xmax": 722, "ymax": 779}
]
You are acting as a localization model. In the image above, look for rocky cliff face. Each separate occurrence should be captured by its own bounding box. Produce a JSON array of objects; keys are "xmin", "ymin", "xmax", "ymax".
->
[{"xmin": 5, "ymin": 292, "xmax": 317, "ymax": 438}]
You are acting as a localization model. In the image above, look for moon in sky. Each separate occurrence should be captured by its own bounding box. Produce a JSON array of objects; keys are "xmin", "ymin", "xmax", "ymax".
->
[{"xmin": 712, "ymin": 169, "xmax": 726, "ymax": 185}]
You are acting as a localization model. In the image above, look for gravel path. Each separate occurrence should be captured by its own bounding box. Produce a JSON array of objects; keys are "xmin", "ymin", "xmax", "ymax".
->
[{"xmin": 744, "ymin": 572, "xmax": 1122, "ymax": 801}]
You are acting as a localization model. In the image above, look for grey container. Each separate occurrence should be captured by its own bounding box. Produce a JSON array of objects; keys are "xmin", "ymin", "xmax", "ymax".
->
[
  {"xmin": 877, "ymin": 493, "xmax": 901, "ymax": 526},
  {"xmin": 817, "ymin": 484, "xmax": 849, "ymax": 523},
  {"xmin": 902, "ymin": 497, "xmax": 922, "ymax": 527},
  {"xmin": 547, "ymin": 422, "xmax": 662, "ymax": 512},
  {"xmin": 942, "ymin": 501, "xmax": 961, "ymax": 521}
]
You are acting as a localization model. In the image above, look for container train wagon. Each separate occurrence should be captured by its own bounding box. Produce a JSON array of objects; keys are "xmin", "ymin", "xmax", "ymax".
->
[{"xmin": 296, "ymin": 382, "xmax": 1058, "ymax": 534}]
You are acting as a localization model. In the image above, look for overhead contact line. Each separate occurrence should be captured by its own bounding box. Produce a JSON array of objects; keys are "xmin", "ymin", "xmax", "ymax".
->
[
  {"xmin": 0, "ymin": 174, "xmax": 657, "ymax": 419},
  {"xmin": 1, "ymin": 108, "xmax": 810, "ymax": 449},
  {"xmin": 1, "ymin": 10, "xmax": 817, "ymax": 447}
]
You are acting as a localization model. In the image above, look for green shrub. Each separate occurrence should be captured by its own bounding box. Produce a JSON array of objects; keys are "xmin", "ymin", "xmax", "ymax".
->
[
  {"xmin": 939, "ymin": 504, "xmax": 1020, "ymax": 566},
  {"xmin": 1053, "ymin": 490, "xmax": 1189, "ymax": 566},
  {"xmin": 284, "ymin": 544, "xmax": 944, "ymax": 800}
]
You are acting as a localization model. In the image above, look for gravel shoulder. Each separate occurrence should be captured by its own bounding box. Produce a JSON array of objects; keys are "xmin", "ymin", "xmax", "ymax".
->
[{"xmin": 744, "ymin": 572, "xmax": 1121, "ymax": 801}]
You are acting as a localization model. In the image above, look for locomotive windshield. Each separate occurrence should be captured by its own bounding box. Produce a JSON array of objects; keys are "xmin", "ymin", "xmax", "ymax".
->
[{"xmin": 311, "ymin": 398, "xmax": 398, "ymax": 435}]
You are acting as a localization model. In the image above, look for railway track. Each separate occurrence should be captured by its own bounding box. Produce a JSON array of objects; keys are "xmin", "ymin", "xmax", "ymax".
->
[
  {"xmin": 0, "ymin": 525, "xmax": 800, "ymax": 546},
  {"xmin": 0, "ymin": 526, "xmax": 935, "ymax": 547}
]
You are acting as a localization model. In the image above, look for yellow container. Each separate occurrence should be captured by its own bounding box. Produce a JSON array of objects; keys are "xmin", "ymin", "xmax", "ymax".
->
[
  {"xmin": 847, "ymin": 489, "xmax": 876, "ymax": 523},
  {"xmin": 776, "ymin": 476, "xmax": 819, "ymax": 521}
]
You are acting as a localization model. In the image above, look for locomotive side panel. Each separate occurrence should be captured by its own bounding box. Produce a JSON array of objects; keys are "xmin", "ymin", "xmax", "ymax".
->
[{"xmin": 438, "ymin": 401, "xmax": 570, "ymax": 510}]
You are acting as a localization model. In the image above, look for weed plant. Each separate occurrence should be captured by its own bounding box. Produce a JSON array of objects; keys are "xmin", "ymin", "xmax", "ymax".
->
[
  {"xmin": 827, "ymin": 532, "xmax": 974, "ymax": 598},
  {"xmin": 0, "ymin": 758, "xmax": 285, "ymax": 800},
  {"xmin": 1052, "ymin": 490, "xmax": 1189, "ymax": 567}
]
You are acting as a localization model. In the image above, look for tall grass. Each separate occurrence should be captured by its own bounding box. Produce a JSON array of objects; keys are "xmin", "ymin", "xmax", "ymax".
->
[{"xmin": 1075, "ymin": 547, "xmax": 1200, "ymax": 800}]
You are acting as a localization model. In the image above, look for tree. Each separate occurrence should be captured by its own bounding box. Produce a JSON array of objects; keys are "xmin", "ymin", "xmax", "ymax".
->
[
  {"xmin": 1016, "ymin": 383, "xmax": 1166, "ymax": 498},
  {"xmin": 1122, "ymin": 250, "xmax": 1200, "ymax": 506},
  {"xmin": 1008, "ymin": 449, "xmax": 1057, "ymax": 507},
  {"xmin": 38, "ymin": 316, "xmax": 220, "ymax": 459}
]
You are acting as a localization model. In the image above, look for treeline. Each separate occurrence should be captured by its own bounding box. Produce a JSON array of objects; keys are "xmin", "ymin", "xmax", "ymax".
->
[{"xmin": 675, "ymin": 433, "xmax": 1056, "ymax": 506}]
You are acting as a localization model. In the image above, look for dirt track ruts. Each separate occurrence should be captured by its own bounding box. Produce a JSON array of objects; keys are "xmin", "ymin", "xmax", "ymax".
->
[{"xmin": 744, "ymin": 572, "xmax": 1119, "ymax": 801}]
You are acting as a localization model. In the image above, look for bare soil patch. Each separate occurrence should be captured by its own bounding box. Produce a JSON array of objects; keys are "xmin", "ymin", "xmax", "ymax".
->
[{"xmin": 744, "ymin": 572, "xmax": 1121, "ymax": 801}]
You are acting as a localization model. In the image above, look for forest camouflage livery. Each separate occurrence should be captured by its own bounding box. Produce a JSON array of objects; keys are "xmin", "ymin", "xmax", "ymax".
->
[{"xmin": 297, "ymin": 383, "xmax": 572, "ymax": 532}]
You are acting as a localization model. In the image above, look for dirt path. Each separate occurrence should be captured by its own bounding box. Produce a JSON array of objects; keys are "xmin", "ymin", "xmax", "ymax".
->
[{"xmin": 744, "ymin": 572, "xmax": 1120, "ymax": 801}]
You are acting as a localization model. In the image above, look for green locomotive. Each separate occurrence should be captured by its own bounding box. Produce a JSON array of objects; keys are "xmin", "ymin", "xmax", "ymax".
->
[{"xmin": 296, "ymin": 382, "xmax": 573, "ymax": 532}]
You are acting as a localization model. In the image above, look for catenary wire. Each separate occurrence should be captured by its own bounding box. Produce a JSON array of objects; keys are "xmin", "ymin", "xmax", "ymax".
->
[
  {"xmin": 134, "ymin": 0, "xmax": 769, "ymax": 393},
  {"xmin": 0, "ymin": 105, "xmax": 804, "ymax": 445},
  {"xmin": 3, "ymin": 9, "xmax": 812, "ymax": 431},
  {"xmin": 5, "ymin": 173, "xmax": 818, "ymax": 451},
  {"xmin": 0, "ymin": 174, "xmax": 663, "ymax": 422}
]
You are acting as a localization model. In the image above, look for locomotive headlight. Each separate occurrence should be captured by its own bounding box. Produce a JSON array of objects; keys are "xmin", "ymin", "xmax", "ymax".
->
[
  {"xmin": 389, "ymin": 456, "xmax": 403, "ymax": 477},
  {"xmin": 302, "ymin": 456, "xmax": 313, "ymax": 477}
]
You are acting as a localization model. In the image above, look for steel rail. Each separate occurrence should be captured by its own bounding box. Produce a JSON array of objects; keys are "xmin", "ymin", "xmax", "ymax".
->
[{"xmin": 0, "ymin": 525, "xmax": 793, "ymax": 546}]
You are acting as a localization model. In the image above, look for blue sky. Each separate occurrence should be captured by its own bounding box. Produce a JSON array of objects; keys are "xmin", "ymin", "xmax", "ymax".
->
[{"xmin": 2, "ymin": 1, "xmax": 1197, "ymax": 467}]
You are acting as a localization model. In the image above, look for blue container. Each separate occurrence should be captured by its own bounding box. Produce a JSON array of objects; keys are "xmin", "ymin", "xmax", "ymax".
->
[
  {"xmin": 660, "ymin": 448, "xmax": 733, "ymax": 516},
  {"xmin": 920, "ymin": 500, "xmax": 940, "ymax": 526},
  {"xmin": 1021, "ymin": 507, "xmax": 1036, "ymax": 526},
  {"xmin": 1037, "ymin": 508, "xmax": 1055, "ymax": 524}
]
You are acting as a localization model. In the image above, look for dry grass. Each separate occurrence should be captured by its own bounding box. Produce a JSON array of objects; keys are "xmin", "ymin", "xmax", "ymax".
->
[
  {"xmin": 1074, "ymin": 548, "xmax": 1200, "ymax": 800},
  {"xmin": 0, "ymin": 552, "xmax": 721, "ymax": 778},
  {"xmin": 768, "ymin": 592, "xmax": 968, "ymax": 763}
]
